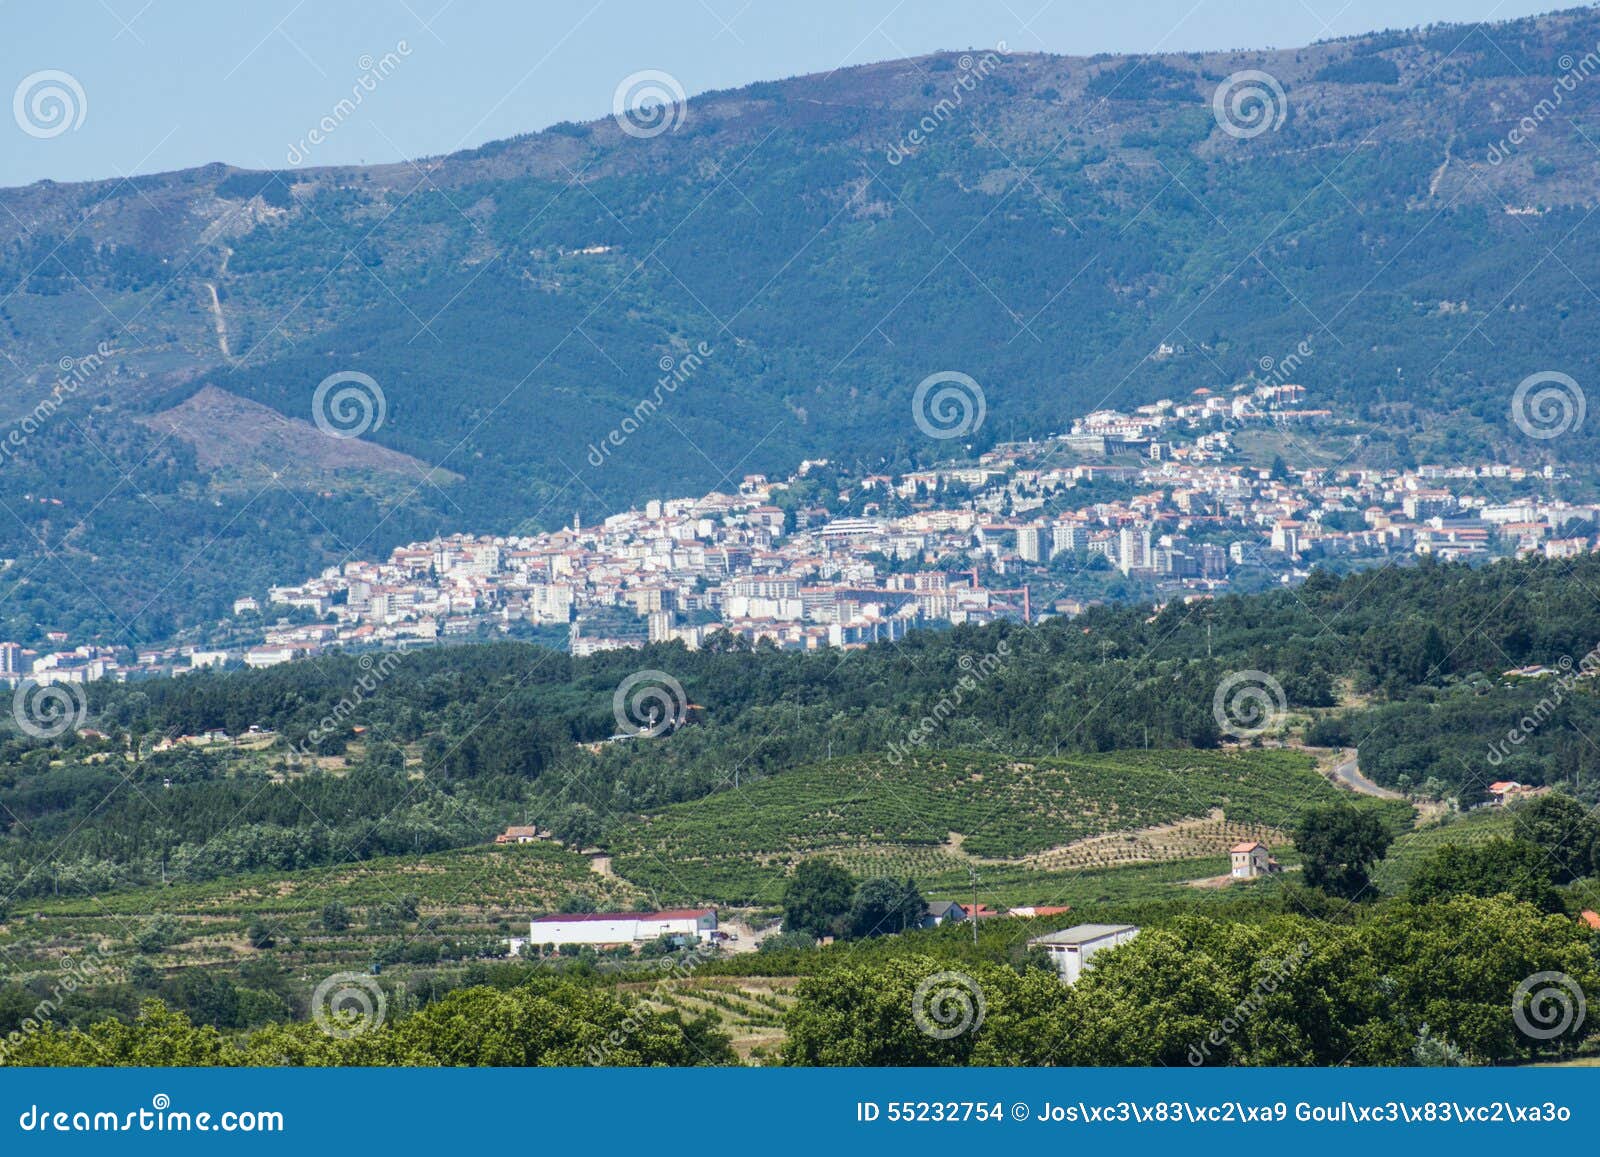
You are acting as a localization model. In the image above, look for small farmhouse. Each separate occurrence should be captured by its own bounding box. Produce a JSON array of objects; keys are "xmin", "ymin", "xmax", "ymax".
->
[
  {"xmin": 923, "ymin": 900, "xmax": 968, "ymax": 927},
  {"xmin": 529, "ymin": 908, "xmax": 717, "ymax": 948},
  {"xmin": 1028, "ymin": 923, "xmax": 1139, "ymax": 984},
  {"xmin": 1229, "ymin": 841, "xmax": 1282, "ymax": 879},
  {"xmin": 1486, "ymin": 781, "xmax": 1525, "ymax": 805},
  {"xmin": 495, "ymin": 826, "xmax": 542, "ymax": 844}
]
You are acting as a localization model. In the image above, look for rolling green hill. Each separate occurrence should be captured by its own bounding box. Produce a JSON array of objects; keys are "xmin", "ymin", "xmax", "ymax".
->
[{"xmin": 605, "ymin": 747, "xmax": 1411, "ymax": 903}]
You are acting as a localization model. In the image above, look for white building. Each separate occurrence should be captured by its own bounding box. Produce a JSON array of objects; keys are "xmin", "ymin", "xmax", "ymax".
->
[
  {"xmin": 1230, "ymin": 841, "xmax": 1281, "ymax": 879},
  {"xmin": 1028, "ymin": 923, "xmax": 1139, "ymax": 984},
  {"xmin": 529, "ymin": 908, "xmax": 717, "ymax": 948}
]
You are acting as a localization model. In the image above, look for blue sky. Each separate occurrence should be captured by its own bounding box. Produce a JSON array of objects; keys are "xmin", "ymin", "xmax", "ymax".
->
[{"xmin": 0, "ymin": 0, "xmax": 1566, "ymax": 186}]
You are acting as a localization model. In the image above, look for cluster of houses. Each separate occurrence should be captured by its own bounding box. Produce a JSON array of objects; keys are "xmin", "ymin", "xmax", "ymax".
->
[
  {"xmin": 172, "ymin": 381, "xmax": 1599, "ymax": 669},
  {"xmin": 11, "ymin": 377, "xmax": 1600, "ymax": 675}
]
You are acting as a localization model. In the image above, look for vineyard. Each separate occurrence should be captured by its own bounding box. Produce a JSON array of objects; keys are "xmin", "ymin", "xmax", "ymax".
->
[
  {"xmin": 1369, "ymin": 807, "xmax": 1517, "ymax": 893},
  {"xmin": 607, "ymin": 747, "xmax": 1389, "ymax": 904},
  {"xmin": 621, "ymin": 976, "xmax": 799, "ymax": 1062},
  {"xmin": 1, "ymin": 843, "xmax": 637, "ymax": 989}
]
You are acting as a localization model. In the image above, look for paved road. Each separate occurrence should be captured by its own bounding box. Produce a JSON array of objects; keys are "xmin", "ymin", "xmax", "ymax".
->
[{"xmin": 1330, "ymin": 750, "xmax": 1403, "ymax": 799}]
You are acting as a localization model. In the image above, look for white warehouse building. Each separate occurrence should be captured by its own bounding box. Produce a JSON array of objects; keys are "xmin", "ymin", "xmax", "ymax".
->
[
  {"xmin": 529, "ymin": 908, "xmax": 717, "ymax": 947},
  {"xmin": 1027, "ymin": 923, "xmax": 1140, "ymax": 984}
]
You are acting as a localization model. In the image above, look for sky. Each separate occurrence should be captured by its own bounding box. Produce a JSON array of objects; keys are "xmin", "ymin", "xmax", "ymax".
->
[{"xmin": 0, "ymin": 0, "xmax": 1568, "ymax": 187}]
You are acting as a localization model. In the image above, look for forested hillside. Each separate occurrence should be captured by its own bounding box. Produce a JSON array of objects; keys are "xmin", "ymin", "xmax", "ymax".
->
[
  {"xmin": 7, "ymin": 9, "xmax": 1600, "ymax": 639},
  {"xmin": 4, "ymin": 552, "xmax": 1600, "ymax": 907},
  {"xmin": 6, "ymin": 553, "xmax": 1600, "ymax": 1064}
]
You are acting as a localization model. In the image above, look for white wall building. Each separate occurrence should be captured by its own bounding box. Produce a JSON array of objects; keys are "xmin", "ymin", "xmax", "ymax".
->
[
  {"xmin": 529, "ymin": 908, "xmax": 717, "ymax": 947},
  {"xmin": 1028, "ymin": 923, "xmax": 1140, "ymax": 984}
]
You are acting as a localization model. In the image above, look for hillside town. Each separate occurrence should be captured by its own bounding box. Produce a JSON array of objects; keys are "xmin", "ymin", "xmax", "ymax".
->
[{"xmin": 0, "ymin": 380, "xmax": 1590, "ymax": 683}]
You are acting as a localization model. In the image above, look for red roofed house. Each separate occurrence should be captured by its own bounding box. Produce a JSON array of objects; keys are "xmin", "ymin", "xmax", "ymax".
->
[
  {"xmin": 1487, "ymin": 781, "xmax": 1525, "ymax": 806},
  {"xmin": 529, "ymin": 908, "xmax": 716, "ymax": 948},
  {"xmin": 494, "ymin": 826, "xmax": 541, "ymax": 845},
  {"xmin": 1230, "ymin": 841, "xmax": 1282, "ymax": 879}
]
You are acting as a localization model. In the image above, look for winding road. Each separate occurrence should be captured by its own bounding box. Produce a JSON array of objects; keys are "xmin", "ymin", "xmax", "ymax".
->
[{"xmin": 1329, "ymin": 749, "xmax": 1404, "ymax": 799}]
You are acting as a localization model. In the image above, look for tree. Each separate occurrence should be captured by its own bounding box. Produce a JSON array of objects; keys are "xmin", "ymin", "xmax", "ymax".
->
[
  {"xmin": 1407, "ymin": 838, "xmax": 1563, "ymax": 912},
  {"xmin": 782, "ymin": 954, "xmax": 1074, "ymax": 1066},
  {"xmin": 246, "ymin": 920, "xmax": 276, "ymax": 950},
  {"xmin": 757, "ymin": 929, "xmax": 816, "ymax": 954},
  {"xmin": 2, "ymin": 982, "xmax": 740, "ymax": 1068},
  {"xmin": 843, "ymin": 876, "xmax": 927, "ymax": 939},
  {"xmin": 553, "ymin": 803, "xmax": 602, "ymax": 850},
  {"xmin": 321, "ymin": 901, "xmax": 351, "ymax": 932},
  {"xmin": 1512, "ymin": 793, "xmax": 1600, "ymax": 883},
  {"xmin": 781, "ymin": 859, "xmax": 855, "ymax": 939},
  {"xmin": 1294, "ymin": 802, "xmax": 1394, "ymax": 900},
  {"xmin": 1352, "ymin": 895, "xmax": 1600, "ymax": 1063}
]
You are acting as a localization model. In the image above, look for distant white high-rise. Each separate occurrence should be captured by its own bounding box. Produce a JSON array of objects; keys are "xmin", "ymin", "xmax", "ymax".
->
[
  {"xmin": 1117, "ymin": 526, "xmax": 1151, "ymax": 574},
  {"xmin": 1051, "ymin": 525, "xmax": 1084, "ymax": 558}
]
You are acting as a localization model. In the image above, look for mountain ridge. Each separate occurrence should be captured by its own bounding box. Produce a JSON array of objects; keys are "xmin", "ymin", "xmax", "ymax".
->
[{"xmin": 3, "ymin": 6, "xmax": 1600, "ymax": 644}]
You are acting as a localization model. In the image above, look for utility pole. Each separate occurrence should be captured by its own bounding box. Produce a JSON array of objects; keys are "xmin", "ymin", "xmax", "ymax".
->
[{"xmin": 969, "ymin": 866, "xmax": 979, "ymax": 948}]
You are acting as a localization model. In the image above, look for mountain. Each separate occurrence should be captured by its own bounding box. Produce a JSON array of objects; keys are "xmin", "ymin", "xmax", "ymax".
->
[{"xmin": 5, "ymin": 7, "xmax": 1600, "ymax": 644}]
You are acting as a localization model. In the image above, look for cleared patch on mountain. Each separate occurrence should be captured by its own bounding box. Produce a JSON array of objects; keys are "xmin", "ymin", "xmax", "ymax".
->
[{"xmin": 141, "ymin": 384, "xmax": 458, "ymax": 486}]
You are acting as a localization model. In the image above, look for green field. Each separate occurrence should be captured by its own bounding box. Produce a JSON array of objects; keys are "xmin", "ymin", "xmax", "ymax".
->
[
  {"xmin": 608, "ymin": 747, "xmax": 1406, "ymax": 904},
  {"xmin": 0, "ymin": 842, "xmax": 637, "ymax": 987},
  {"xmin": 1370, "ymin": 807, "xmax": 1517, "ymax": 894}
]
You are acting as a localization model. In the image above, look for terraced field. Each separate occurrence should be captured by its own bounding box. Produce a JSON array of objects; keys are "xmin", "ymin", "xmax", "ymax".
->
[
  {"xmin": 0, "ymin": 843, "xmax": 637, "ymax": 986},
  {"xmin": 625, "ymin": 977, "xmax": 798, "ymax": 1063},
  {"xmin": 608, "ymin": 747, "xmax": 1397, "ymax": 904},
  {"xmin": 1370, "ymin": 808, "xmax": 1517, "ymax": 894}
]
